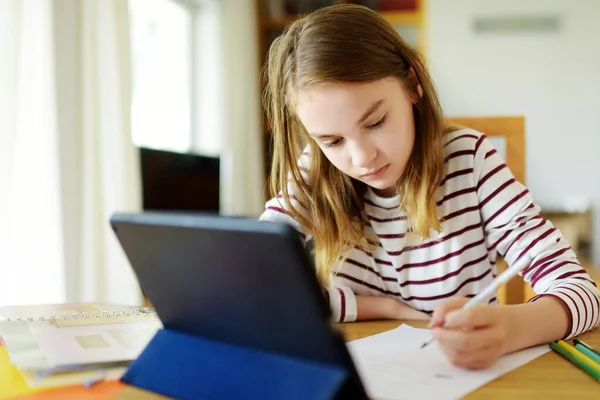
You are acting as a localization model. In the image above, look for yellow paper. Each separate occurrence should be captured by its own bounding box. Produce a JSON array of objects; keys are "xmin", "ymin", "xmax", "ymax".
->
[
  {"xmin": 0, "ymin": 346, "xmax": 125, "ymax": 398},
  {"xmin": 0, "ymin": 346, "xmax": 41, "ymax": 399}
]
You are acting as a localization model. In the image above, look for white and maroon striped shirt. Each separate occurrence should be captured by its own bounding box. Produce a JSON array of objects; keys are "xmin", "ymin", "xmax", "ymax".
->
[{"xmin": 259, "ymin": 129, "xmax": 600, "ymax": 339}]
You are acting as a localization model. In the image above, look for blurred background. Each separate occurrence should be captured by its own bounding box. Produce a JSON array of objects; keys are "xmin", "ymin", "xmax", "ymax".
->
[{"xmin": 0, "ymin": 0, "xmax": 598, "ymax": 306}]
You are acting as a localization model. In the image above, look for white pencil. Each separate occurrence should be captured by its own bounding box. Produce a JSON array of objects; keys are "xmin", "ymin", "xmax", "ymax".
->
[{"xmin": 420, "ymin": 255, "xmax": 531, "ymax": 349}]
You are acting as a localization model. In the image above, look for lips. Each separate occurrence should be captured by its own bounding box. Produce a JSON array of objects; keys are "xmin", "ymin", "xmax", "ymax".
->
[{"xmin": 361, "ymin": 164, "xmax": 390, "ymax": 178}]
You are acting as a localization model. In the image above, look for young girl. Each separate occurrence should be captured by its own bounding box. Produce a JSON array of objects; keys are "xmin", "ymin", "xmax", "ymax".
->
[{"xmin": 259, "ymin": 4, "xmax": 600, "ymax": 369}]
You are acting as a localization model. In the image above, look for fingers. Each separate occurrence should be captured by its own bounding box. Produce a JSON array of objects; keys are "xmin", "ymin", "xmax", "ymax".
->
[
  {"xmin": 437, "ymin": 343, "xmax": 503, "ymax": 370},
  {"xmin": 432, "ymin": 325, "xmax": 506, "ymax": 353},
  {"xmin": 444, "ymin": 305, "xmax": 499, "ymax": 330},
  {"xmin": 428, "ymin": 297, "xmax": 470, "ymax": 328},
  {"xmin": 428, "ymin": 299, "xmax": 509, "ymax": 370}
]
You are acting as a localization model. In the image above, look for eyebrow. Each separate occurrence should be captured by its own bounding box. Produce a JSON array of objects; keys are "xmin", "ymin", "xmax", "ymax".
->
[
  {"xmin": 357, "ymin": 99, "xmax": 384, "ymax": 125},
  {"xmin": 310, "ymin": 99, "xmax": 385, "ymax": 139}
]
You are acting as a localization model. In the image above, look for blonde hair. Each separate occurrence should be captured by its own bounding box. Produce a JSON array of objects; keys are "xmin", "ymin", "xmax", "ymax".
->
[{"xmin": 263, "ymin": 4, "xmax": 448, "ymax": 284}]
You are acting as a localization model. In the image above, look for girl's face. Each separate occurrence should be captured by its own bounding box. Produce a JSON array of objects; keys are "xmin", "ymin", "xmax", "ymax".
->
[{"xmin": 296, "ymin": 77, "xmax": 417, "ymax": 197}]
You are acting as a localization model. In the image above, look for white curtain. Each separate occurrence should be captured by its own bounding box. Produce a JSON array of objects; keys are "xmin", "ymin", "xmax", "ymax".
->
[
  {"xmin": 0, "ymin": 0, "xmax": 143, "ymax": 306},
  {"xmin": 76, "ymin": 0, "xmax": 142, "ymax": 305},
  {"xmin": 219, "ymin": 0, "xmax": 265, "ymax": 216},
  {"xmin": 0, "ymin": 0, "xmax": 66, "ymax": 305},
  {"xmin": 195, "ymin": 0, "xmax": 265, "ymax": 216}
]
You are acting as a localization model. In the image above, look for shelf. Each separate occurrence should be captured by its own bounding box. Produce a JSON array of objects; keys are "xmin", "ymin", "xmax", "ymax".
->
[
  {"xmin": 261, "ymin": 15, "xmax": 300, "ymax": 30},
  {"xmin": 379, "ymin": 10, "xmax": 422, "ymax": 26},
  {"xmin": 261, "ymin": 9, "xmax": 421, "ymax": 30}
]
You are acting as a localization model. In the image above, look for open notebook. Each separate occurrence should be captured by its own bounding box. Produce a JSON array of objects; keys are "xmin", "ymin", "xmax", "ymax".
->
[{"xmin": 0, "ymin": 302, "xmax": 161, "ymax": 375}]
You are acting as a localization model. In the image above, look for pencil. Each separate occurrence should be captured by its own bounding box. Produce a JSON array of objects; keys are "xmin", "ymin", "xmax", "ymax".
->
[
  {"xmin": 549, "ymin": 341, "xmax": 600, "ymax": 382},
  {"xmin": 574, "ymin": 339, "xmax": 600, "ymax": 365},
  {"xmin": 420, "ymin": 255, "xmax": 531, "ymax": 349},
  {"xmin": 574, "ymin": 338, "xmax": 600, "ymax": 356}
]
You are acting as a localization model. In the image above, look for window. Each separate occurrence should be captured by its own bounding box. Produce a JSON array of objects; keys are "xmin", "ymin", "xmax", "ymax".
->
[{"xmin": 129, "ymin": 0, "xmax": 194, "ymax": 153}]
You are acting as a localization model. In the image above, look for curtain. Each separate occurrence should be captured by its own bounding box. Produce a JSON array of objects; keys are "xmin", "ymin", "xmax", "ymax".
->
[
  {"xmin": 0, "ymin": 0, "xmax": 66, "ymax": 305},
  {"xmin": 75, "ymin": 0, "xmax": 143, "ymax": 305},
  {"xmin": 218, "ymin": 0, "xmax": 265, "ymax": 217},
  {"xmin": 0, "ymin": 0, "xmax": 143, "ymax": 306},
  {"xmin": 195, "ymin": 0, "xmax": 265, "ymax": 217}
]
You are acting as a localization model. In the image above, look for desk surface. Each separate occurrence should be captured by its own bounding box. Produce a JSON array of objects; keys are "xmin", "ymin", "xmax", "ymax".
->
[
  {"xmin": 7, "ymin": 262, "xmax": 600, "ymax": 399},
  {"xmin": 337, "ymin": 320, "xmax": 600, "ymax": 399},
  {"xmin": 119, "ymin": 321, "xmax": 600, "ymax": 399},
  {"xmin": 7, "ymin": 321, "xmax": 600, "ymax": 399}
]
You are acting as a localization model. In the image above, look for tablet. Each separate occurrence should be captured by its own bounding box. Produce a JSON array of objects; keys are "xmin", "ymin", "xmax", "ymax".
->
[{"xmin": 110, "ymin": 212, "xmax": 367, "ymax": 399}]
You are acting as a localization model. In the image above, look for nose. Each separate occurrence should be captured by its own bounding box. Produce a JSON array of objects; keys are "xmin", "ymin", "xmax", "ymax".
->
[{"xmin": 350, "ymin": 139, "xmax": 377, "ymax": 169}]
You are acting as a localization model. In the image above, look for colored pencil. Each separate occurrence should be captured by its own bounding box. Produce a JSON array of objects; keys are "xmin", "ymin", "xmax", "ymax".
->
[
  {"xmin": 574, "ymin": 338, "xmax": 600, "ymax": 356},
  {"xmin": 549, "ymin": 341, "xmax": 600, "ymax": 382},
  {"xmin": 574, "ymin": 339, "xmax": 600, "ymax": 366}
]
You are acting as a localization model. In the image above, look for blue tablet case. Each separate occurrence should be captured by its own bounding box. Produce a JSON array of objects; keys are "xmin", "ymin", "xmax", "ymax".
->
[{"xmin": 121, "ymin": 328, "xmax": 348, "ymax": 400}]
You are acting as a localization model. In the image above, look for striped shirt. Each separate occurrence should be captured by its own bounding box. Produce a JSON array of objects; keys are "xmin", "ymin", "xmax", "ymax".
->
[{"xmin": 259, "ymin": 129, "xmax": 600, "ymax": 339}]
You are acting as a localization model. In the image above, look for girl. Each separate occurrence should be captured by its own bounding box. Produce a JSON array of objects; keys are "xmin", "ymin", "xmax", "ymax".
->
[{"xmin": 259, "ymin": 4, "xmax": 600, "ymax": 369}]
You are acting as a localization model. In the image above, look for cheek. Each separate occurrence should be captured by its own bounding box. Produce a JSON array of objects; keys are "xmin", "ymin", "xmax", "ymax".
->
[
  {"xmin": 385, "ymin": 127, "xmax": 414, "ymax": 157},
  {"xmin": 403, "ymin": 130, "xmax": 415, "ymax": 155},
  {"xmin": 320, "ymin": 148, "xmax": 349, "ymax": 172}
]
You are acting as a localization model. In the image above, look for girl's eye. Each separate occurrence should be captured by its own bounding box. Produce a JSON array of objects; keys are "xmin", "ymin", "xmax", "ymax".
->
[
  {"xmin": 367, "ymin": 115, "xmax": 387, "ymax": 130},
  {"xmin": 325, "ymin": 138, "xmax": 343, "ymax": 148}
]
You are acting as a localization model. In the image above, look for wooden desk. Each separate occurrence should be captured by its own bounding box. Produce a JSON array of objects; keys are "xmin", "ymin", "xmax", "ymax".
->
[
  {"xmin": 337, "ymin": 320, "xmax": 600, "ymax": 399},
  {"xmin": 121, "ymin": 319, "xmax": 600, "ymax": 399},
  {"xmin": 13, "ymin": 319, "xmax": 599, "ymax": 399},
  {"xmin": 127, "ymin": 264, "xmax": 599, "ymax": 399}
]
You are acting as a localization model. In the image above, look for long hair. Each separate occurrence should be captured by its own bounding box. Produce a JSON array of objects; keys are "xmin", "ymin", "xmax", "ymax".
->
[{"xmin": 263, "ymin": 4, "xmax": 448, "ymax": 284}]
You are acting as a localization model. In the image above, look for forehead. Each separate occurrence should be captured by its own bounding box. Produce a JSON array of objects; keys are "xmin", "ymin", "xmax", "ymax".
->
[{"xmin": 295, "ymin": 77, "xmax": 404, "ymax": 134}]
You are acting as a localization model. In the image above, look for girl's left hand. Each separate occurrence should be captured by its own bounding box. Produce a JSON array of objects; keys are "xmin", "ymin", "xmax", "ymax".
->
[{"xmin": 428, "ymin": 297, "xmax": 514, "ymax": 370}]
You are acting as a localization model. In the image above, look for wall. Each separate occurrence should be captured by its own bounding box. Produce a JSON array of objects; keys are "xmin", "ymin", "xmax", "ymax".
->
[{"xmin": 426, "ymin": 0, "xmax": 600, "ymax": 263}]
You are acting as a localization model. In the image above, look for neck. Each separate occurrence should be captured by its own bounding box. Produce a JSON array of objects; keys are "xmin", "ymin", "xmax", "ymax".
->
[{"xmin": 372, "ymin": 186, "xmax": 396, "ymax": 198}]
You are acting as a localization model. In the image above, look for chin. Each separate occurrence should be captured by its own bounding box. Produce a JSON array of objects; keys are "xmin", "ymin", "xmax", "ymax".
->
[
  {"xmin": 366, "ymin": 180, "xmax": 396, "ymax": 191},
  {"xmin": 353, "ymin": 170, "xmax": 400, "ymax": 192}
]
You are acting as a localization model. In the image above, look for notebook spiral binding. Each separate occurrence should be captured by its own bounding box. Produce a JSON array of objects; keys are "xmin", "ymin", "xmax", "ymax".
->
[{"xmin": 2, "ymin": 307, "xmax": 157, "ymax": 323}]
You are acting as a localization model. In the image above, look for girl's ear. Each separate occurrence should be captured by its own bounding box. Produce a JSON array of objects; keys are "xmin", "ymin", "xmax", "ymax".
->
[{"xmin": 409, "ymin": 67, "xmax": 423, "ymax": 100}]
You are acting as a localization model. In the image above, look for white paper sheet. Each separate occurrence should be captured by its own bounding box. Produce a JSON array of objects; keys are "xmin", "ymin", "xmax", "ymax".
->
[{"xmin": 346, "ymin": 324, "xmax": 550, "ymax": 400}]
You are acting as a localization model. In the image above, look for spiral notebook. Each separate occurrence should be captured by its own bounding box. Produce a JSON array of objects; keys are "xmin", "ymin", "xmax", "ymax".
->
[{"xmin": 0, "ymin": 302, "xmax": 162, "ymax": 373}]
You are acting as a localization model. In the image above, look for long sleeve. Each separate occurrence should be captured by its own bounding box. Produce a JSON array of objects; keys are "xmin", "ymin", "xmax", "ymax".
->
[
  {"xmin": 473, "ymin": 133, "xmax": 600, "ymax": 338},
  {"xmin": 259, "ymin": 150, "xmax": 313, "ymax": 243},
  {"xmin": 258, "ymin": 150, "xmax": 358, "ymax": 322},
  {"xmin": 259, "ymin": 192, "xmax": 313, "ymax": 244}
]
